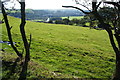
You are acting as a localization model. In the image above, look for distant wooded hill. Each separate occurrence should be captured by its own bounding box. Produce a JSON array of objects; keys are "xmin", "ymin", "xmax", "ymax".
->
[{"xmin": 8, "ymin": 9, "xmax": 85, "ymax": 20}]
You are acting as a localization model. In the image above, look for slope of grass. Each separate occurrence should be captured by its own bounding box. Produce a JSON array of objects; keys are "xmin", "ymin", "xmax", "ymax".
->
[{"xmin": 1, "ymin": 16, "xmax": 115, "ymax": 79}]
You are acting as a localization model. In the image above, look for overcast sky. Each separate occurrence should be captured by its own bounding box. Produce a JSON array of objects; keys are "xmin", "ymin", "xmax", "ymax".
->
[
  {"xmin": 24, "ymin": 0, "xmax": 117, "ymax": 9},
  {"xmin": 3, "ymin": 0, "xmax": 94, "ymax": 10},
  {"xmin": 2, "ymin": 0, "xmax": 76, "ymax": 9},
  {"xmin": 25, "ymin": 0, "xmax": 75, "ymax": 9},
  {"xmin": 2, "ymin": 0, "xmax": 116, "ymax": 10}
]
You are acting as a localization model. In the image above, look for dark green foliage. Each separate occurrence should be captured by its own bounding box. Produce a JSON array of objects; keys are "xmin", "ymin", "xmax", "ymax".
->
[{"xmin": 98, "ymin": 7, "xmax": 116, "ymax": 23}]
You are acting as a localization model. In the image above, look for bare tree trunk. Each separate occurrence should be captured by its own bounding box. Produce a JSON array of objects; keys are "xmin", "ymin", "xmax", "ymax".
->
[
  {"xmin": 1, "ymin": 3, "xmax": 22, "ymax": 58},
  {"xmin": 93, "ymin": 11, "xmax": 120, "ymax": 79},
  {"xmin": 18, "ymin": 2, "xmax": 31, "ymax": 80},
  {"xmin": 106, "ymin": 28, "xmax": 120, "ymax": 79},
  {"xmin": 19, "ymin": 2, "xmax": 30, "ymax": 61},
  {"xmin": 18, "ymin": 59, "xmax": 28, "ymax": 80},
  {"xmin": 113, "ymin": 35, "xmax": 120, "ymax": 79},
  {"xmin": 112, "ymin": 53, "xmax": 120, "ymax": 80}
]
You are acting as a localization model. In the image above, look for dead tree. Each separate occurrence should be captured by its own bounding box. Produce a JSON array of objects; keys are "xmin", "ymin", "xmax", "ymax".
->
[
  {"xmin": 0, "ymin": 1, "xmax": 22, "ymax": 58},
  {"xmin": 1, "ymin": 0, "xmax": 31, "ymax": 79},
  {"xmin": 18, "ymin": 1, "xmax": 31, "ymax": 79}
]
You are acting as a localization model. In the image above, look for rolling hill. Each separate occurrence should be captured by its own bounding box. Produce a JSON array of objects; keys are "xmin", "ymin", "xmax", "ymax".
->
[
  {"xmin": 1, "ymin": 16, "xmax": 115, "ymax": 79},
  {"xmin": 8, "ymin": 9, "xmax": 84, "ymax": 20}
]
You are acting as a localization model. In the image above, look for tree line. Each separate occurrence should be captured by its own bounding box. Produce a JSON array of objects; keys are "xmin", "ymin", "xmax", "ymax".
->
[{"xmin": 48, "ymin": 7, "xmax": 115, "ymax": 30}]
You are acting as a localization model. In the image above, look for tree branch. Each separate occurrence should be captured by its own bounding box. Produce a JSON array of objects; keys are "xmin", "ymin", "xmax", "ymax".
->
[
  {"xmin": 74, "ymin": 0, "xmax": 92, "ymax": 11},
  {"xmin": 96, "ymin": 2, "xmax": 102, "ymax": 10},
  {"xmin": 62, "ymin": 6, "xmax": 91, "ymax": 14},
  {"xmin": 1, "ymin": 2, "xmax": 22, "ymax": 58},
  {"xmin": 105, "ymin": 2, "xmax": 120, "ymax": 11}
]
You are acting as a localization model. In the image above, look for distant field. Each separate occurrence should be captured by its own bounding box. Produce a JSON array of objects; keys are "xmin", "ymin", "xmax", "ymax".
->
[
  {"xmin": 30, "ymin": 19, "xmax": 44, "ymax": 22},
  {"xmin": 62, "ymin": 16, "xmax": 84, "ymax": 20},
  {"xmin": 1, "ymin": 16, "xmax": 115, "ymax": 79},
  {"xmin": 31, "ymin": 16, "xmax": 84, "ymax": 22}
]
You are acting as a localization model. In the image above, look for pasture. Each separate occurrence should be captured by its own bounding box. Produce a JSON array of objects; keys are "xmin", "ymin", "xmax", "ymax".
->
[
  {"xmin": 1, "ymin": 16, "xmax": 115, "ymax": 79},
  {"xmin": 62, "ymin": 16, "xmax": 84, "ymax": 20}
]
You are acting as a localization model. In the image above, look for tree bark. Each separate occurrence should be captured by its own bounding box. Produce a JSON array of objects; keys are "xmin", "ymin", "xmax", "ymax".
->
[
  {"xmin": 114, "ymin": 34, "xmax": 120, "ymax": 50},
  {"xmin": 106, "ymin": 29, "xmax": 120, "ymax": 79},
  {"xmin": 19, "ymin": 2, "xmax": 30, "ymax": 61},
  {"xmin": 18, "ymin": 2, "xmax": 30, "ymax": 80},
  {"xmin": 112, "ymin": 47, "xmax": 120, "ymax": 79}
]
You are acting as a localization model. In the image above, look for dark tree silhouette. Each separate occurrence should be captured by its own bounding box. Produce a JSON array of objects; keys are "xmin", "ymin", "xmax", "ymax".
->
[
  {"xmin": 19, "ymin": 1, "xmax": 31, "ymax": 62},
  {"xmin": 18, "ymin": 1, "xmax": 31, "ymax": 79},
  {"xmin": 0, "ymin": 0, "xmax": 31, "ymax": 79},
  {"xmin": 63, "ymin": 0, "xmax": 120, "ymax": 79},
  {"xmin": 0, "ymin": 0, "xmax": 22, "ymax": 58}
]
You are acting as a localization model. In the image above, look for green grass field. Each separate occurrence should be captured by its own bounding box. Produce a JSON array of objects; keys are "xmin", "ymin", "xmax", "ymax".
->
[
  {"xmin": 1, "ymin": 16, "xmax": 115, "ymax": 79},
  {"xmin": 62, "ymin": 16, "xmax": 84, "ymax": 20}
]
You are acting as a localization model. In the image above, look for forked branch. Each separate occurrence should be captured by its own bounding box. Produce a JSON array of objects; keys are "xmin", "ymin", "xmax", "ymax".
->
[
  {"xmin": 74, "ymin": 0, "xmax": 92, "ymax": 11},
  {"xmin": 1, "ymin": 2, "xmax": 22, "ymax": 58}
]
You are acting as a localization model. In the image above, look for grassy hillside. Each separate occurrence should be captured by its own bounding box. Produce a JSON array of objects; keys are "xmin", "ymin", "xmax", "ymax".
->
[{"xmin": 1, "ymin": 16, "xmax": 115, "ymax": 79}]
